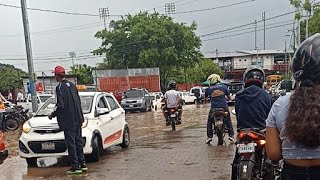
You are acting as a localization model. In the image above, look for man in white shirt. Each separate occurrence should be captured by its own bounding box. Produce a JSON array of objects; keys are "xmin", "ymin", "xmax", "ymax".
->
[
  {"xmin": 162, "ymin": 81, "xmax": 182, "ymax": 126},
  {"xmin": 7, "ymin": 90, "xmax": 13, "ymax": 102},
  {"xmin": 16, "ymin": 90, "xmax": 24, "ymax": 103}
]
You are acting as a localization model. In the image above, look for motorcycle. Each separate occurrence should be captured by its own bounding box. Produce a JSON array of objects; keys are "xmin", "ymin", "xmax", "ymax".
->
[
  {"xmin": 236, "ymin": 128, "xmax": 279, "ymax": 180},
  {"xmin": 3, "ymin": 108, "xmax": 20, "ymax": 131},
  {"xmin": 165, "ymin": 108, "xmax": 180, "ymax": 131},
  {"xmin": 210, "ymin": 108, "xmax": 228, "ymax": 145}
]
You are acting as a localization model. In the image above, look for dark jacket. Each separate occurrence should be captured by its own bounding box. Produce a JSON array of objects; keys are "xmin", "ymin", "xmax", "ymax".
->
[
  {"xmin": 235, "ymin": 85, "xmax": 272, "ymax": 130},
  {"xmin": 52, "ymin": 80, "xmax": 84, "ymax": 130}
]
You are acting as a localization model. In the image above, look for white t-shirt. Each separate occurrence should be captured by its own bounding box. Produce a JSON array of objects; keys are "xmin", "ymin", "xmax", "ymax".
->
[
  {"xmin": 164, "ymin": 90, "xmax": 180, "ymax": 108},
  {"xmin": 17, "ymin": 92, "xmax": 24, "ymax": 101}
]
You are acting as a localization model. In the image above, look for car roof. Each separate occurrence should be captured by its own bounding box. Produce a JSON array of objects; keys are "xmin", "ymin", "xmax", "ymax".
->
[{"xmin": 79, "ymin": 92, "xmax": 100, "ymax": 96}]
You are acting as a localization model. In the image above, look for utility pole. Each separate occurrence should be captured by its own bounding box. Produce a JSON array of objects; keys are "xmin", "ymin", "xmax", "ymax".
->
[
  {"xmin": 306, "ymin": 13, "xmax": 309, "ymax": 39},
  {"xmin": 165, "ymin": 3, "xmax": 176, "ymax": 16},
  {"xmin": 20, "ymin": 0, "xmax": 38, "ymax": 112},
  {"xmin": 254, "ymin": 20, "xmax": 257, "ymax": 50},
  {"xmin": 99, "ymin": 7, "xmax": 110, "ymax": 30},
  {"xmin": 297, "ymin": 19, "xmax": 301, "ymax": 45},
  {"xmin": 69, "ymin": 52, "xmax": 76, "ymax": 66},
  {"xmin": 262, "ymin": 11, "xmax": 266, "ymax": 50}
]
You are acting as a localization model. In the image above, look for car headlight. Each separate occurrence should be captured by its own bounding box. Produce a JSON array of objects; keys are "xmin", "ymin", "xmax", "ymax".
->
[
  {"xmin": 23, "ymin": 121, "xmax": 31, "ymax": 133},
  {"xmin": 137, "ymin": 99, "xmax": 143, "ymax": 103},
  {"xmin": 81, "ymin": 117, "xmax": 88, "ymax": 128}
]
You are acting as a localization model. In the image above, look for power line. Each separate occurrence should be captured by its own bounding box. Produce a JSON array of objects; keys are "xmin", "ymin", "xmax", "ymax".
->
[
  {"xmin": 199, "ymin": 11, "xmax": 295, "ymax": 38},
  {"xmin": 202, "ymin": 22, "xmax": 294, "ymax": 42},
  {"xmin": 175, "ymin": 0, "xmax": 256, "ymax": 14},
  {"xmin": 198, "ymin": 5, "xmax": 292, "ymax": 31},
  {"xmin": 0, "ymin": 22, "xmax": 104, "ymax": 38},
  {"xmin": 0, "ymin": 3, "xmax": 121, "ymax": 17}
]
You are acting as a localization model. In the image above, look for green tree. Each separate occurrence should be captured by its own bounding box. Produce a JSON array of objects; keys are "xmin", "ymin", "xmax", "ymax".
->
[
  {"xmin": 93, "ymin": 12, "xmax": 203, "ymax": 89},
  {"xmin": 290, "ymin": 0, "xmax": 320, "ymax": 42},
  {"xmin": 69, "ymin": 64, "xmax": 93, "ymax": 84},
  {"xmin": 168, "ymin": 59, "xmax": 223, "ymax": 84},
  {"xmin": 0, "ymin": 63, "xmax": 26, "ymax": 91}
]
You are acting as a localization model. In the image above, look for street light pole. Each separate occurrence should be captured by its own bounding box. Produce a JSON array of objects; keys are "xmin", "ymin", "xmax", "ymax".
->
[{"xmin": 20, "ymin": 0, "xmax": 38, "ymax": 112}]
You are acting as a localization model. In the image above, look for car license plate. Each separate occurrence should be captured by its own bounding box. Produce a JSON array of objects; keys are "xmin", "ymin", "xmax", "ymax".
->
[
  {"xmin": 170, "ymin": 114, "xmax": 176, "ymax": 118},
  {"xmin": 129, "ymin": 105, "xmax": 134, "ymax": 107},
  {"xmin": 41, "ymin": 142, "xmax": 55, "ymax": 150},
  {"xmin": 215, "ymin": 120, "xmax": 223, "ymax": 126},
  {"xmin": 237, "ymin": 143, "xmax": 256, "ymax": 153}
]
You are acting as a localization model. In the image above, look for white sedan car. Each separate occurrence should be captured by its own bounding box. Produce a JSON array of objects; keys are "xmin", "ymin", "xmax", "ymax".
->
[
  {"xmin": 19, "ymin": 92, "xmax": 130, "ymax": 166},
  {"xmin": 179, "ymin": 92, "xmax": 197, "ymax": 104},
  {"xmin": 150, "ymin": 93, "xmax": 163, "ymax": 111}
]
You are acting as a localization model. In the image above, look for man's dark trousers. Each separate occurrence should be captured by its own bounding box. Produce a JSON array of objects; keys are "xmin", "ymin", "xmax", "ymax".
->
[{"xmin": 64, "ymin": 125, "xmax": 85, "ymax": 168}]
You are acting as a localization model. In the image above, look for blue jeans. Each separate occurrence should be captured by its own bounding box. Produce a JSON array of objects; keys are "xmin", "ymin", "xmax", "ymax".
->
[
  {"xmin": 207, "ymin": 106, "xmax": 234, "ymax": 138},
  {"xmin": 281, "ymin": 163, "xmax": 320, "ymax": 180}
]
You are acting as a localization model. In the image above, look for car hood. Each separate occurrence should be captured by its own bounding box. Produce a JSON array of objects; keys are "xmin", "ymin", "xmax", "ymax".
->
[
  {"xmin": 29, "ymin": 116, "xmax": 59, "ymax": 129},
  {"xmin": 30, "ymin": 115, "xmax": 88, "ymax": 129}
]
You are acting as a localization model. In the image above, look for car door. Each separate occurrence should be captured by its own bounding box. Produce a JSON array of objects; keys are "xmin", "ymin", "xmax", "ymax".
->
[
  {"xmin": 105, "ymin": 95, "xmax": 125, "ymax": 146},
  {"xmin": 95, "ymin": 94, "xmax": 114, "ymax": 148}
]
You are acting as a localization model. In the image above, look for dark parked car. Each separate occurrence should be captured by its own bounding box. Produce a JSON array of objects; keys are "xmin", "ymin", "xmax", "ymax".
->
[
  {"xmin": 222, "ymin": 81, "xmax": 244, "ymax": 106},
  {"xmin": 120, "ymin": 88, "xmax": 152, "ymax": 112}
]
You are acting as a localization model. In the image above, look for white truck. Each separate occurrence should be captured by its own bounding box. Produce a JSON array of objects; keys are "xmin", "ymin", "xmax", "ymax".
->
[{"xmin": 17, "ymin": 94, "xmax": 53, "ymax": 112}]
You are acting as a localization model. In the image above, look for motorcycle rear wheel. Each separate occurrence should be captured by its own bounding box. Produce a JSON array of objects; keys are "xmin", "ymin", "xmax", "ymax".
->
[
  {"xmin": 216, "ymin": 127, "xmax": 224, "ymax": 145},
  {"xmin": 171, "ymin": 118, "xmax": 176, "ymax": 131},
  {"xmin": 5, "ymin": 118, "xmax": 19, "ymax": 131}
]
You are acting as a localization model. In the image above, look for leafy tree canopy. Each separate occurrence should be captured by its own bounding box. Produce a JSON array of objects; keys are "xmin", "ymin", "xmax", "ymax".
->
[
  {"xmin": 0, "ymin": 63, "xmax": 26, "ymax": 91},
  {"xmin": 93, "ymin": 12, "xmax": 203, "ymax": 89},
  {"xmin": 69, "ymin": 64, "xmax": 93, "ymax": 85}
]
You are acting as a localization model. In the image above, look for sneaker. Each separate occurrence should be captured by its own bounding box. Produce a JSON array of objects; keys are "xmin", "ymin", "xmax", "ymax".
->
[
  {"xmin": 80, "ymin": 163, "xmax": 88, "ymax": 172},
  {"xmin": 229, "ymin": 136, "xmax": 235, "ymax": 143},
  {"xmin": 177, "ymin": 119, "xmax": 182, "ymax": 125},
  {"xmin": 206, "ymin": 138, "xmax": 212, "ymax": 144},
  {"xmin": 67, "ymin": 167, "xmax": 82, "ymax": 175}
]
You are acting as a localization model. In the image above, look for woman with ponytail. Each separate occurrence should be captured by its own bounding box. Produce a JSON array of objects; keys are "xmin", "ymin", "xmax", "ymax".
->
[{"xmin": 266, "ymin": 33, "xmax": 320, "ymax": 180}]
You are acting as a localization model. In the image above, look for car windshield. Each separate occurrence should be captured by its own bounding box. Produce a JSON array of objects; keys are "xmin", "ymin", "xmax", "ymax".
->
[
  {"xmin": 192, "ymin": 89, "xmax": 200, "ymax": 94},
  {"xmin": 125, "ymin": 90, "xmax": 144, "ymax": 98},
  {"xmin": 35, "ymin": 95, "xmax": 94, "ymax": 116},
  {"xmin": 39, "ymin": 95, "xmax": 52, "ymax": 103}
]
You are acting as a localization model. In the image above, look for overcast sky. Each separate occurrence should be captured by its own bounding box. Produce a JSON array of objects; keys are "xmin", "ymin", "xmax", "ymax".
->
[{"xmin": 0, "ymin": 0, "xmax": 294, "ymax": 74}]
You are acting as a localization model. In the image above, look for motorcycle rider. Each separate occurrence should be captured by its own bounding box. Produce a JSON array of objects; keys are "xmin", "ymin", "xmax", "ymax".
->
[
  {"xmin": 162, "ymin": 80, "xmax": 182, "ymax": 126},
  {"xmin": 231, "ymin": 66, "xmax": 273, "ymax": 180},
  {"xmin": 266, "ymin": 33, "xmax": 320, "ymax": 180},
  {"xmin": 205, "ymin": 74, "xmax": 235, "ymax": 144}
]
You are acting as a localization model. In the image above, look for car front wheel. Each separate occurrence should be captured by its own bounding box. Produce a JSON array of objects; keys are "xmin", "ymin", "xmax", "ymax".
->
[
  {"xmin": 88, "ymin": 135, "xmax": 101, "ymax": 162},
  {"xmin": 120, "ymin": 126, "xmax": 130, "ymax": 148}
]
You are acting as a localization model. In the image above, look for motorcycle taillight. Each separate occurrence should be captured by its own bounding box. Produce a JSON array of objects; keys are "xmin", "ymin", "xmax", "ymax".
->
[
  {"xmin": 237, "ymin": 131, "xmax": 259, "ymax": 141},
  {"xmin": 170, "ymin": 108, "xmax": 175, "ymax": 112}
]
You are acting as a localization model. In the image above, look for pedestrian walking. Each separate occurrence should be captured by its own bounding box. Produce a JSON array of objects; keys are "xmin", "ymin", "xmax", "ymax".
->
[
  {"xmin": 7, "ymin": 90, "xmax": 12, "ymax": 102},
  {"xmin": 48, "ymin": 66, "xmax": 88, "ymax": 174}
]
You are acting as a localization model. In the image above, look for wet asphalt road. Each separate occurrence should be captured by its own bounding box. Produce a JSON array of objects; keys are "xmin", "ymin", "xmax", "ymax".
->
[{"xmin": 0, "ymin": 104, "xmax": 236, "ymax": 180}]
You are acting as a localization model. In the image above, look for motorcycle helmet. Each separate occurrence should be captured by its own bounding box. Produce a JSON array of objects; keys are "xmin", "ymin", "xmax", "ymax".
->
[
  {"xmin": 291, "ymin": 33, "xmax": 320, "ymax": 86},
  {"xmin": 167, "ymin": 80, "xmax": 177, "ymax": 90},
  {"xmin": 207, "ymin": 74, "xmax": 221, "ymax": 85},
  {"xmin": 243, "ymin": 66, "xmax": 265, "ymax": 88}
]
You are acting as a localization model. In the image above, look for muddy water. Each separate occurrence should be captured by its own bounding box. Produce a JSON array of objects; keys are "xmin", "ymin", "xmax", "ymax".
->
[{"xmin": 0, "ymin": 104, "xmax": 236, "ymax": 180}]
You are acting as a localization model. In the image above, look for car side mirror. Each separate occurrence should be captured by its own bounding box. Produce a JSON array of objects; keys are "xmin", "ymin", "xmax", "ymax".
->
[
  {"xmin": 97, "ymin": 108, "xmax": 110, "ymax": 116},
  {"xmin": 30, "ymin": 112, "xmax": 35, "ymax": 118}
]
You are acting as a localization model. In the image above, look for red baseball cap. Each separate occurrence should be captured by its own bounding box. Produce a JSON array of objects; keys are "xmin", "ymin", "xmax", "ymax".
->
[{"xmin": 53, "ymin": 66, "xmax": 66, "ymax": 76}]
